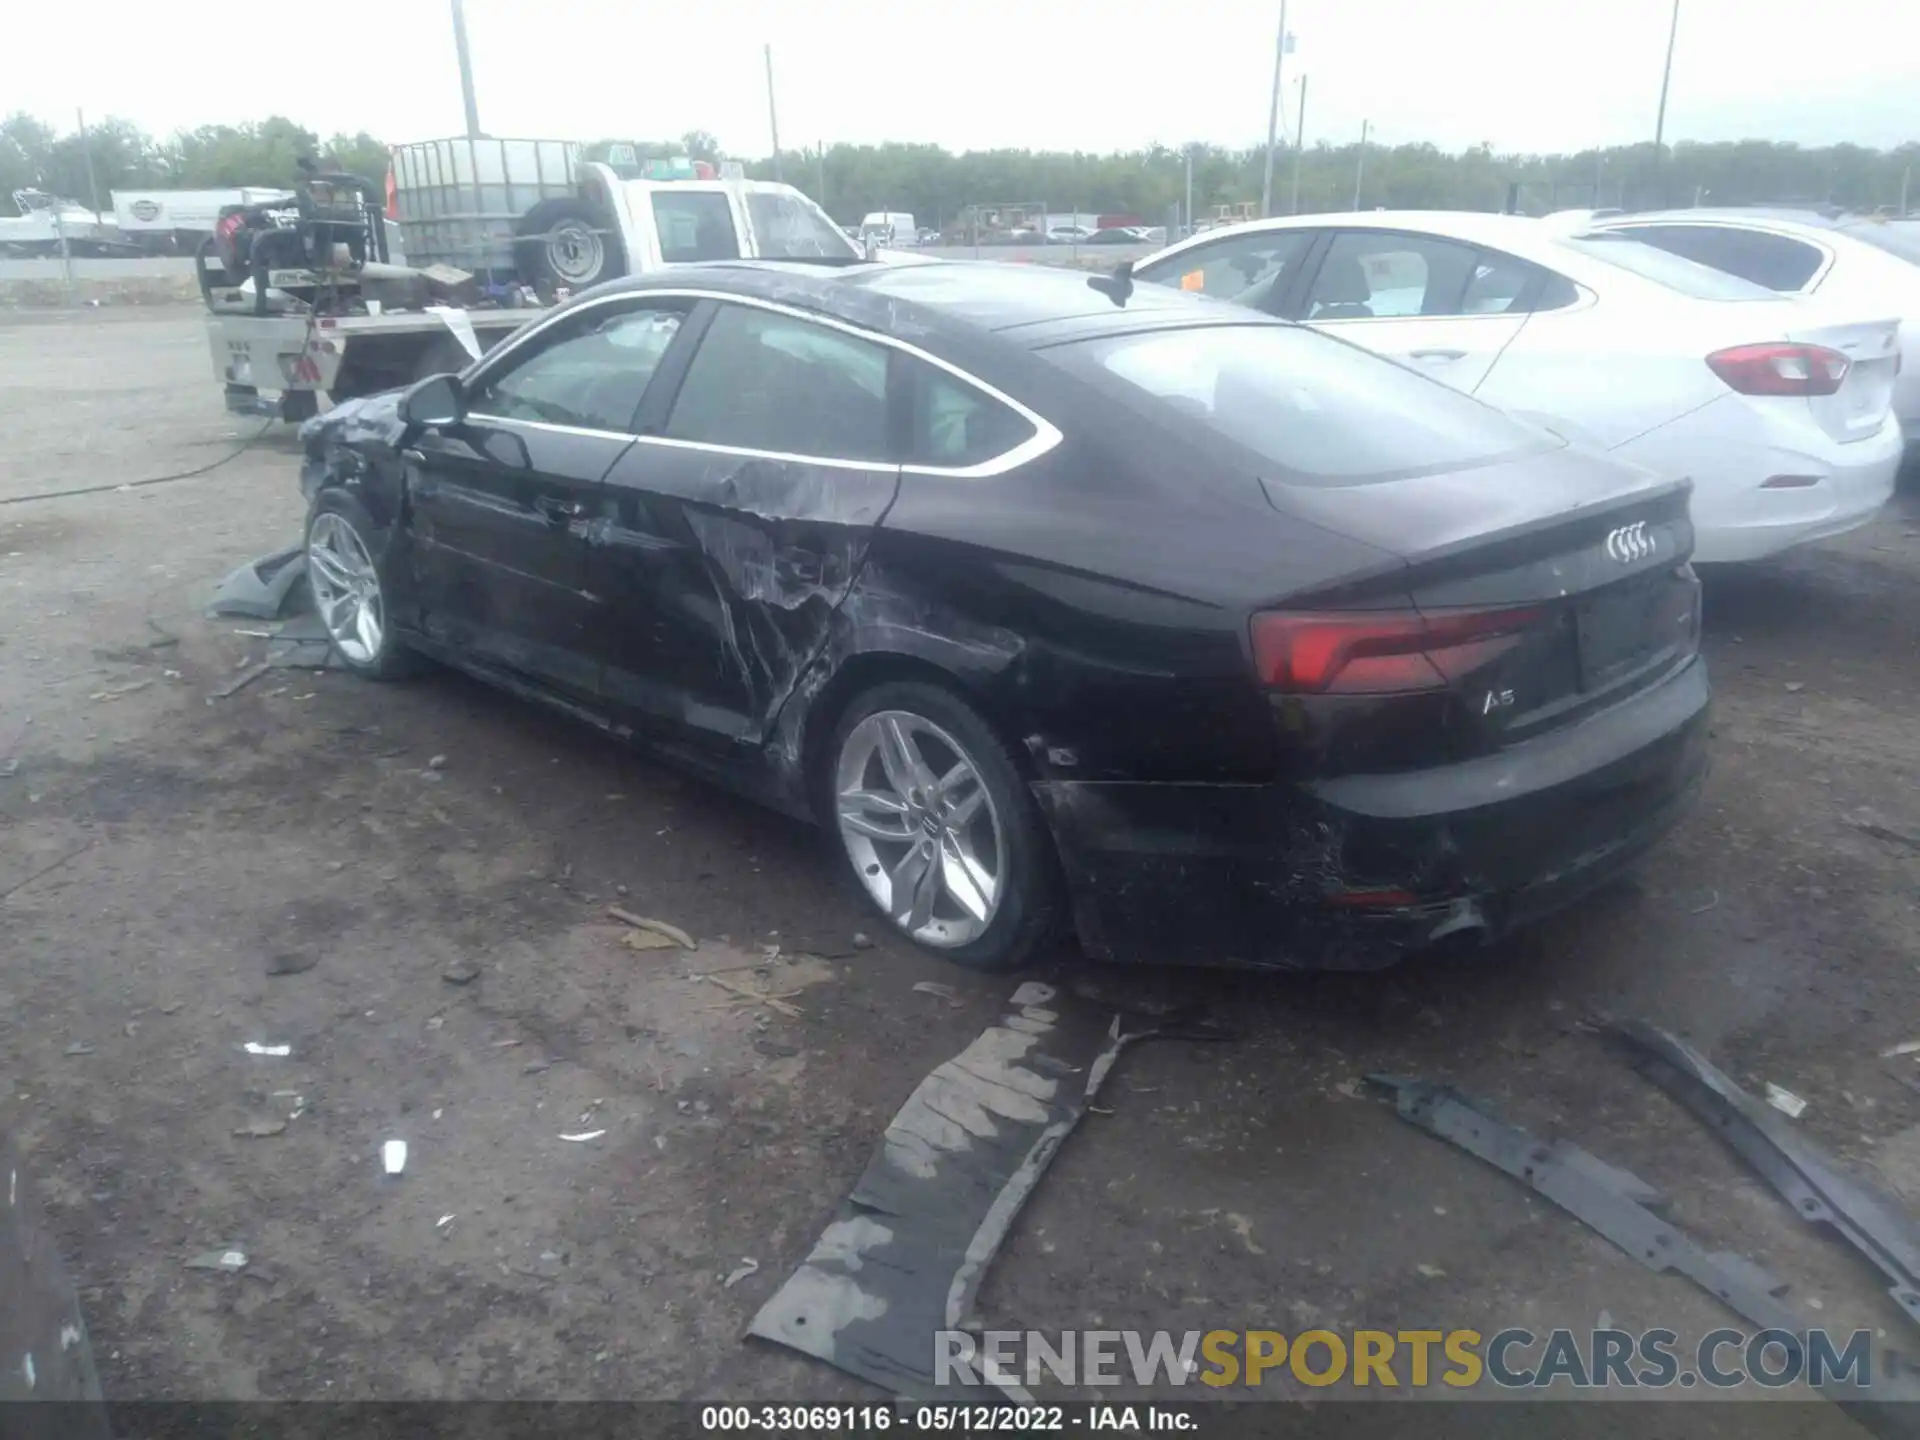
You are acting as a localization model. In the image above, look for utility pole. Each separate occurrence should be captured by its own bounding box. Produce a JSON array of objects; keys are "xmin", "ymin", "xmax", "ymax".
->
[
  {"xmin": 451, "ymin": 0, "xmax": 482, "ymax": 138},
  {"xmin": 1184, "ymin": 146, "xmax": 1194, "ymax": 236},
  {"xmin": 1288, "ymin": 75, "xmax": 1308, "ymax": 214},
  {"xmin": 1259, "ymin": 0, "xmax": 1289, "ymax": 217},
  {"xmin": 764, "ymin": 44, "xmax": 784, "ymax": 182},
  {"xmin": 75, "ymin": 108, "xmax": 103, "ymax": 222},
  {"xmin": 1651, "ymin": 0, "xmax": 1680, "ymax": 206},
  {"xmin": 1352, "ymin": 119, "xmax": 1369, "ymax": 210}
]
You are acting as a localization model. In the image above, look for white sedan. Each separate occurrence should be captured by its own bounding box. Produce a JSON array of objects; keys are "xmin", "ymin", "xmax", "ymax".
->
[
  {"xmin": 1567, "ymin": 209, "xmax": 1920, "ymax": 444},
  {"xmin": 1133, "ymin": 211, "xmax": 1905, "ymax": 562}
]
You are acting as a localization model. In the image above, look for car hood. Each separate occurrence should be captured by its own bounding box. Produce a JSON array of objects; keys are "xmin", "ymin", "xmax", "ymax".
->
[{"xmin": 1259, "ymin": 437, "xmax": 1672, "ymax": 559}]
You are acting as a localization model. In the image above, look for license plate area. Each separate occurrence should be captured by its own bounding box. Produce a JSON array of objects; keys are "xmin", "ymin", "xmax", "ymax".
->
[{"xmin": 1576, "ymin": 582, "xmax": 1665, "ymax": 691}]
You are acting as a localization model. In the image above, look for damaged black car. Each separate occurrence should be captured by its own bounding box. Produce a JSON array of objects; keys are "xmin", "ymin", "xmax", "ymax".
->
[{"xmin": 297, "ymin": 259, "xmax": 1709, "ymax": 971}]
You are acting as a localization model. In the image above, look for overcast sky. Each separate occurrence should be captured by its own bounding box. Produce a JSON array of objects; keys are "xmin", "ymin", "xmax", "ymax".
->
[{"xmin": 12, "ymin": 0, "xmax": 1917, "ymax": 156}]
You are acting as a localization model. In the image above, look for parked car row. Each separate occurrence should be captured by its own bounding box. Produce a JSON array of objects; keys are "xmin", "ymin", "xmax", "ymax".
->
[{"xmin": 1131, "ymin": 210, "xmax": 1909, "ymax": 563}]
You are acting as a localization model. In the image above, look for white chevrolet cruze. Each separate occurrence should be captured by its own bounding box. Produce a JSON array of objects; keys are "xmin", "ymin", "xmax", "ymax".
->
[{"xmin": 1134, "ymin": 212, "xmax": 1904, "ymax": 562}]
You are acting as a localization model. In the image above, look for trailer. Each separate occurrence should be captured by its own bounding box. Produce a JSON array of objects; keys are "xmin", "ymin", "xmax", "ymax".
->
[
  {"xmin": 111, "ymin": 186, "xmax": 295, "ymax": 254},
  {"xmin": 204, "ymin": 144, "xmax": 863, "ymax": 421}
]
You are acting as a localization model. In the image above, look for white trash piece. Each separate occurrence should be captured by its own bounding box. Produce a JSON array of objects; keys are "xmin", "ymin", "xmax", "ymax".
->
[{"xmin": 382, "ymin": 1140, "xmax": 408, "ymax": 1175}]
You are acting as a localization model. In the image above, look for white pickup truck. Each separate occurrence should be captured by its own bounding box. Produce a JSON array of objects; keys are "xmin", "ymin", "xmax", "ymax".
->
[{"xmin": 206, "ymin": 167, "xmax": 861, "ymax": 421}]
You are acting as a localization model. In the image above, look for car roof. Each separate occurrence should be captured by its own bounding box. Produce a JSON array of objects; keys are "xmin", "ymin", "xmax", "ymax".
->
[
  {"xmin": 596, "ymin": 257, "xmax": 1228, "ymax": 346},
  {"xmin": 1154, "ymin": 209, "xmax": 1562, "ymax": 258}
]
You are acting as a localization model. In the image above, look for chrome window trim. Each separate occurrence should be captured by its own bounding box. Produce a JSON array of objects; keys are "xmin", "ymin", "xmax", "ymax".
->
[{"xmin": 461, "ymin": 286, "xmax": 1064, "ymax": 479}]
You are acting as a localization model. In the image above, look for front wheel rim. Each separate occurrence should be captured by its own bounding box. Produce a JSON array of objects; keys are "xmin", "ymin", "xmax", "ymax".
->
[
  {"xmin": 307, "ymin": 512, "xmax": 385, "ymax": 665},
  {"xmin": 836, "ymin": 711, "xmax": 1006, "ymax": 948}
]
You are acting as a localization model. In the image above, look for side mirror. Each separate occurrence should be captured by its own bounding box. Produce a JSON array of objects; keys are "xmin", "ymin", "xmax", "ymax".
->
[{"xmin": 399, "ymin": 372, "xmax": 463, "ymax": 428}]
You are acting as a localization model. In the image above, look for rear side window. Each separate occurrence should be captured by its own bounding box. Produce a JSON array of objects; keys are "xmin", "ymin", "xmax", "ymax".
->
[
  {"xmin": 1305, "ymin": 232, "xmax": 1483, "ymax": 319},
  {"xmin": 1056, "ymin": 323, "xmax": 1551, "ymax": 483},
  {"xmin": 652, "ymin": 191, "xmax": 740, "ymax": 263},
  {"xmin": 666, "ymin": 303, "xmax": 891, "ymax": 462},
  {"xmin": 1555, "ymin": 233, "xmax": 1776, "ymax": 300},
  {"xmin": 1613, "ymin": 224, "xmax": 1826, "ymax": 292},
  {"xmin": 903, "ymin": 360, "xmax": 1036, "ymax": 468},
  {"xmin": 1135, "ymin": 230, "xmax": 1312, "ymax": 311}
]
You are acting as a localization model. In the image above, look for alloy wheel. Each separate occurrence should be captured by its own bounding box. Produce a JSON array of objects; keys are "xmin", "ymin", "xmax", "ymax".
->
[
  {"xmin": 836, "ymin": 710, "xmax": 1006, "ymax": 948},
  {"xmin": 306, "ymin": 512, "xmax": 386, "ymax": 666}
]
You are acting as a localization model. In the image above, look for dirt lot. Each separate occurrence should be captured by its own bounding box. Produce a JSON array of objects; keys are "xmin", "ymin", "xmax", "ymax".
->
[{"xmin": 3, "ymin": 306, "xmax": 1920, "ymax": 1408}]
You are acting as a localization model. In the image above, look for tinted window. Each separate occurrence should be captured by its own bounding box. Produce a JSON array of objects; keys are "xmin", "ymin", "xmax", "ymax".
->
[
  {"xmin": 666, "ymin": 304, "xmax": 891, "ymax": 462},
  {"xmin": 1616, "ymin": 224, "xmax": 1825, "ymax": 291},
  {"xmin": 1555, "ymin": 233, "xmax": 1776, "ymax": 299},
  {"xmin": 652, "ymin": 191, "xmax": 740, "ymax": 263},
  {"xmin": 746, "ymin": 190, "xmax": 860, "ymax": 259},
  {"xmin": 904, "ymin": 360, "xmax": 1036, "ymax": 468},
  {"xmin": 1136, "ymin": 230, "xmax": 1311, "ymax": 311},
  {"xmin": 469, "ymin": 306, "xmax": 682, "ymax": 432},
  {"xmin": 1058, "ymin": 323, "xmax": 1550, "ymax": 483},
  {"xmin": 1306, "ymin": 232, "xmax": 1482, "ymax": 319},
  {"xmin": 1460, "ymin": 252, "xmax": 1541, "ymax": 313}
]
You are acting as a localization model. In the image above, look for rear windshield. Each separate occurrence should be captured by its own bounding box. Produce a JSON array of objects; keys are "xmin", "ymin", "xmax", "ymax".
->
[
  {"xmin": 1055, "ymin": 323, "xmax": 1553, "ymax": 484},
  {"xmin": 747, "ymin": 190, "xmax": 861, "ymax": 260},
  {"xmin": 1844, "ymin": 221, "xmax": 1920, "ymax": 266},
  {"xmin": 1556, "ymin": 232, "xmax": 1776, "ymax": 300}
]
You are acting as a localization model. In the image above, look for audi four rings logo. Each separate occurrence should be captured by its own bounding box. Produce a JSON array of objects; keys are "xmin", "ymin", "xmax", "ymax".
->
[{"xmin": 1606, "ymin": 521, "xmax": 1654, "ymax": 564}]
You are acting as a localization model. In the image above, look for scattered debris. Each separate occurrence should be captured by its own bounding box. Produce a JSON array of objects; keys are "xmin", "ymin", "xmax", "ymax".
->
[
  {"xmin": 607, "ymin": 906, "xmax": 696, "ymax": 950},
  {"xmin": 87, "ymin": 679, "xmax": 152, "ymax": 702},
  {"xmin": 1785, "ymin": 681, "xmax": 1805, "ymax": 693},
  {"xmin": 242, "ymin": 1042, "xmax": 291, "ymax": 1058},
  {"xmin": 183, "ymin": 1249, "xmax": 247, "ymax": 1273},
  {"xmin": 61, "ymin": 1044, "xmax": 92, "ymax": 1058},
  {"xmin": 1884, "ymin": 1040, "xmax": 1920, "ymax": 1060},
  {"xmin": 210, "ymin": 663, "xmax": 271, "ymax": 700},
  {"xmin": 427, "ymin": 754, "xmax": 447, "ymax": 770},
  {"xmin": 851, "ymin": 932, "xmax": 874, "ymax": 950},
  {"xmin": 436, "ymin": 1214, "xmax": 456, "ymax": 1231},
  {"xmin": 262, "ymin": 612, "xmax": 339, "ymax": 670},
  {"xmin": 0, "ymin": 841, "xmax": 93, "ymax": 904},
  {"xmin": 724, "ymin": 1258, "xmax": 760, "ymax": 1288},
  {"xmin": 559, "ymin": 1130, "xmax": 607, "ymax": 1143},
  {"xmin": 1688, "ymin": 889, "xmax": 1720, "ymax": 915},
  {"xmin": 233, "ymin": 1119, "xmax": 287, "ymax": 1139},
  {"xmin": 381, "ymin": 1141, "xmax": 408, "ymax": 1175},
  {"xmin": 265, "ymin": 952, "xmax": 318, "ymax": 977},
  {"xmin": 1766, "ymin": 1083, "xmax": 1810, "ymax": 1119},
  {"xmin": 749, "ymin": 983, "xmax": 1218, "ymax": 1401},
  {"xmin": 207, "ymin": 546, "xmax": 305, "ymax": 620},
  {"xmin": 618, "ymin": 928, "xmax": 680, "ymax": 953},
  {"xmin": 703, "ymin": 974, "xmax": 803, "ymax": 1018},
  {"xmin": 912, "ymin": 981, "xmax": 961, "ymax": 1002},
  {"xmin": 441, "ymin": 959, "xmax": 480, "ymax": 986},
  {"xmin": 1416, "ymin": 1263, "xmax": 1446, "ymax": 1278},
  {"xmin": 1849, "ymin": 809, "xmax": 1920, "ymax": 854},
  {"xmin": 1614, "ymin": 1020, "xmax": 1920, "ymax": 1338},
  {"xmin": 1368, "ymin": 1073, "xmax": 1920, "ymax": 1423}
]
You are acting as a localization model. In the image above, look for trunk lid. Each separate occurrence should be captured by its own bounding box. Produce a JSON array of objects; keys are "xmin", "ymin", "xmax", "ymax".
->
[
  {"xmin": 1782, "ymin": 308, "xmax": 1902, "ymax": 443},
  {"xmin": 1258, "ymin": 448, "xmax": 1699, "ymax": 772}
]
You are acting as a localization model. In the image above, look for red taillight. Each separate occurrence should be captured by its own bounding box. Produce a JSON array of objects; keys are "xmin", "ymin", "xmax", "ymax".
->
[
  {"xmin": 1249, "ymin": 607, "xmax": 1542, "ymax": 694},
  {"xmin": 1707, "ymin": 342, "xmax": 1849, "ymax": 397}
]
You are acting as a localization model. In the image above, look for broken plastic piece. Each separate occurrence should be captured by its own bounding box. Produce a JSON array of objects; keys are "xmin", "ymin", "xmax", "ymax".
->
[
  {"xmin": 242, "ymin": 1042, "xmax": 291, "ymax": 1057},
  {"xmin": 1615, "ymin": 1019, "xmax": 1920, "ymax": 1338},
  {"xmin": 724, "ymin": 1258, "xmax": 760, "ymax": 1288},
  {"xmin": 381, "ymin": 1140, "xmax": 408, "ymax": 1175},
  {"xmin": 207, "ymin": 546, "xmax": 306, "ymax": 620},
  {"xmin": 184, "ymin": 1249, "xmax": 247, "ymax": 1272},
  {"xmin": 559, "ymin": 1130, "xmax": 607, "ymax": 1143}
]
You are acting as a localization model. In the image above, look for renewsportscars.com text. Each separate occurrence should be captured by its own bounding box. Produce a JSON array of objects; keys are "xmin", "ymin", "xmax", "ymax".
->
[{"xmin": 936, "ymin": 1327, "xmax": 1876, "ymax": 1390}]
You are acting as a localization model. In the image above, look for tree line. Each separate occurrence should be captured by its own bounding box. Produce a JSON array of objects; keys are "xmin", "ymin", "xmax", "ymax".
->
[{"xmin": 6, "ymin": 110, "xmax": 1915, "ymax": 228}]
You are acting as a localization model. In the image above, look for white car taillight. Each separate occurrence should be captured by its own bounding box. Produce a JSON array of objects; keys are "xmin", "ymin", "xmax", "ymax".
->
[{"xmin": 1707, "ymin": 342, "xmax": 1850, "ymax": 397}]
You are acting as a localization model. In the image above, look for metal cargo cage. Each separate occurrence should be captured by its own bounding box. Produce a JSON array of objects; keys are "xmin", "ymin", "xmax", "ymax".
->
[{"xmin": 390, "ymin": 137, "xmax": 581, "ymax": 279}]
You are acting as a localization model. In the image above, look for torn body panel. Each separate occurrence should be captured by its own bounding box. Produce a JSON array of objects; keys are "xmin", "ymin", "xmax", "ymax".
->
[
  {"xmin": 748, "ymin": 984, "xmax": 1121, "ymax": 1399},
  {"xmin": 1616, "ymin": 1021, "xmax": 1920, "ymax": 1335},
  {"xmin": 1370, "ymin": 1077, "xmax": 1920, "ymax": 1431}
]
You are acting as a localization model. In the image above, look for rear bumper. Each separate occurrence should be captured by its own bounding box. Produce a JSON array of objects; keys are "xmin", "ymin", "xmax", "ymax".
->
[
  {"xmin": 1034, "ymin": 657, "xmax": 1709, "ymax": 970},
  {"xmin": 1616, "ymin": 403, "xmax": 1902, "ymax": 564}
]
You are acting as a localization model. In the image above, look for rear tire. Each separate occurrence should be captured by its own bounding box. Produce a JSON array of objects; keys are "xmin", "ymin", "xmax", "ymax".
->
[
  {"xmin": 822, "ymin": 680, "xmax": 1059, "ymax": 972},
  {"xmin": 513, "ymin": 197, "xmax": 623, "ymax": 293}
]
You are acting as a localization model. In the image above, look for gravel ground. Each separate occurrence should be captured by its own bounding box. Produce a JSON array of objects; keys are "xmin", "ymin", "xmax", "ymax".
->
[{"xmin": 3, "ymin": 307, "xmax": 1920, "ymax": 1411}]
